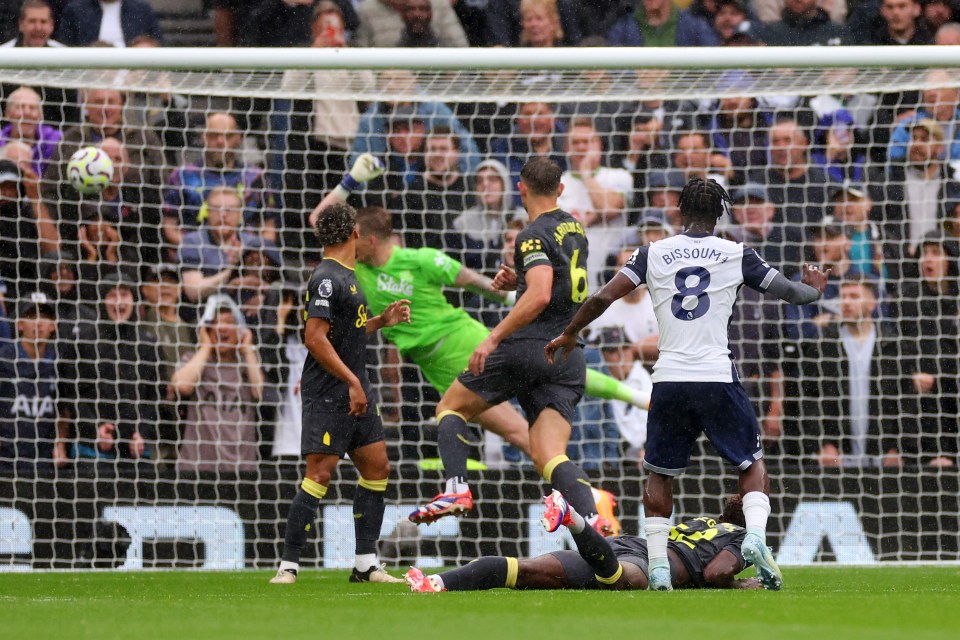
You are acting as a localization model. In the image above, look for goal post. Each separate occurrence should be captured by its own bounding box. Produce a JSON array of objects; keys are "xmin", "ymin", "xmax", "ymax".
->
[{"xmin": 0, "ymin": 47, "xmax": 959, "ymax": 570}]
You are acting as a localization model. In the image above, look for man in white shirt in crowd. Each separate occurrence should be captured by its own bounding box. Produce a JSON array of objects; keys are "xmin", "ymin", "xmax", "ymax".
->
[{"xmin": 557, "ymin": 117, "xmax": 633, "ymax": 288}]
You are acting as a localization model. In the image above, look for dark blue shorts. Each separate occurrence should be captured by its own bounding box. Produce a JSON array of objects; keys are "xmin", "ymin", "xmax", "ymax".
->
[{"xmin": 643, "ymin": 381, "xmax": 762, "ymax": 476}]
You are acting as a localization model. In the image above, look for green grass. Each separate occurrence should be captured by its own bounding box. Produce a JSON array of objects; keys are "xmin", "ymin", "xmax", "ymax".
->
[{"xmin": 1, "ymin": 567, "xmax": 958, "ymax": 640}]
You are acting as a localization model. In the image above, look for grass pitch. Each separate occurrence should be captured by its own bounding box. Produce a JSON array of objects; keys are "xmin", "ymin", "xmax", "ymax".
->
[{"xmin": 1, "ymin": 567, "xmax": 958, "ymax": 640}]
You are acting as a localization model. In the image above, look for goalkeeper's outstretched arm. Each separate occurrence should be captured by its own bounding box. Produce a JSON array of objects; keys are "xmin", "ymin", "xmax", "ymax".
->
[
  {"xmin": 764, "ymin": 263, "xmax": 830, "ymax": 305},
  {"xmin": 307, "ymin": 153, "xmax": 384, "ymax": 229}
]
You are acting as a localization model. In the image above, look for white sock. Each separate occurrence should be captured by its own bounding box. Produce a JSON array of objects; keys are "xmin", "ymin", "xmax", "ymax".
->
[
  {"xmin": 646, "ymin": 517, "xmax": 672, "ymax": 565},
  {"xmin": 742, "ymin": 491, "xmax": 771, "ymax": 542},
  {"xmin": 567, "ymin": 507, "xmax": 586, "ymax": 534},
  {"xmin": 429, "ymin": 575, "xmax": 445, "ymax": 591},
  {"xmin": 355, "ymin": 553, "xmax": 377, "ymax": 572},
  {"xmin": 279, "ymin": 560, "xmax": 298, "ymax": 574},
  {"xmin": 445, "ymin": 477, "xmax": 469, "ymax": 495}
]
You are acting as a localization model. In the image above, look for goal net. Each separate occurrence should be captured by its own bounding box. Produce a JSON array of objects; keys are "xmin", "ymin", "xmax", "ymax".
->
[{"xmin": 1, "ymin": 48, "xmax": 958, "ymax": 570}]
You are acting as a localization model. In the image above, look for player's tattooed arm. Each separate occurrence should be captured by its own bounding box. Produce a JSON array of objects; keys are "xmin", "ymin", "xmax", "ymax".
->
[
  {"xmin": 544, "ymin": 271, "xmax": 637, "ymax": 363},
  {"xmin": 365, "ymin": 299, "xmax": 412, "ymax": 335}
]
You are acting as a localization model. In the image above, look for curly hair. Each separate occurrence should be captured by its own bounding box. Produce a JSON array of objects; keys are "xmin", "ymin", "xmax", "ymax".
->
[
  {"xmin": 719, "ymin": 494, "xmax": 746, "ymax": 528},
  {"xmin": 314, "ymin": 201, "xmax": 357, "ymax": 247},
  {"xmin": 678, "ymin": 176, "xmax": 732, "ymax": 223}
]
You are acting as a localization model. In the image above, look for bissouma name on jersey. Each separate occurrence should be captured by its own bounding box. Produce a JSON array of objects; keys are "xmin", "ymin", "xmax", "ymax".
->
[{"xmin": 662, "ymin": 246, "xmax": 729, "ymax": 265}]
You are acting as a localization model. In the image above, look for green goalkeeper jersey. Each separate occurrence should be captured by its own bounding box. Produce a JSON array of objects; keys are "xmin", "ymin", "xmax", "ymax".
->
[{"xmin": 356, "ymin": 246, "xmax": 473, "ymax": 355}]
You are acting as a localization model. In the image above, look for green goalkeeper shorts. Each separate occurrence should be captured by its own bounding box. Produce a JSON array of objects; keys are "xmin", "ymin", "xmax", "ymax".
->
[{"xmin": 405, "ymin": 317, "xmax": 490, "ymax": 394}]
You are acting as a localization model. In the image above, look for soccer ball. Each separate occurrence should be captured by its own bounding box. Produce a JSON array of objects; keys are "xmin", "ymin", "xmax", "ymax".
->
[{"xmin": 67, "ymin": 146, "xmax": 114, "ymax": 195}]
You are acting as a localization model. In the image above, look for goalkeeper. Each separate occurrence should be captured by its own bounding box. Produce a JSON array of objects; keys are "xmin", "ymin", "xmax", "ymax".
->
[
  {"xmin": 309, "ymin": 155, "xmax": 649, "ymax": 530},
  {"xmin": 404, "ymin": 494, "xmax": 763, "ymax": 592}
]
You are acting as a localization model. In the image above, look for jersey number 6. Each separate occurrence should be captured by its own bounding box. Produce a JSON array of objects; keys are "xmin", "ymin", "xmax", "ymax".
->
[
  {"xmin": 569, "ymin": 249, "xmax": 588, "ymax": 303},
  {"xmin": 671, "ymin": 266, "xmax": 711, "ymax": 321}
]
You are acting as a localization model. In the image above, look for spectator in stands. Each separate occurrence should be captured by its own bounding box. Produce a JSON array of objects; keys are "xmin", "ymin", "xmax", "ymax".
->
[
  {"xmin": 700, "ymin": 92, "xmax": 768, "ymax": 184},
  {"xmin": 633, "ymin": 208, "xmax": 674, "ymax": 245},
  {"xmin": 139, "ymin": 265, "xmax": 191, "ymax": 462},
  {"xmin": 672, "ymin": 130, "xmax": 733, "ymax": 189},
  {"xmin": 935, "ymin": 20, "xmax": 960, "ymax": 42},
  {"xmin": 587, "ymin": 248, "xmax": 660, "ymax": 365},
  {"xmin": 0, "ymin": 160, "xmax": 58, "ymax": 301},
  {"xmin": 164, "ymin": 112, "xmax": 272, "ymax": 250},
  {"xmin": 885, "ymin": 119, "xmax": 960, "ymax": 267},
  {"xmin": 1, "ymin": 0, "xmax": 64, "ymax": 48},
  {"xmin": 404, "ymin": 126, "xmax": 470, "ymax": 250},
  {"xmin": 278, "ymin": 1, "xmax": 376, "ymax": 224},
  {"xmin": 590, "ymin": 326, "xmax": 653, "ymax": 465},
  {"xmin": 351, "ymin": 71, "xmax": 480, "ymax": 175},
  {"xmin": 749, "ymin": 117, "xmax": 832, "ymax": 227},
  {"xmin": 676, "ymin": 0, "xmax": 722, "ymax": 46},
  {"xmin": 557, "ymin": 118, "xmax": 633, "ymax": 288},
  {"xmin": 727, "ymin": 182, "xmax": 804, "ymax": 276},
  {"xmin": 36, "ymin": 249, "xmax": 97, "ymax": 344},
  {"xmin": 355, "ymin": 0, "xmax": 467, "ymax": 47},
  {"xmin": 179, "ymin": 187, "xmax": 262, "ymax": 304},
  {"xmin": 518, "ymin": 0, "xmax": 566, "ymax": 47},
  {"xmin": 646, "ymin": 169, "xmax": 685, "ymax": 231},
  {"xmin": 0, "ymin": 87, "xmax": 61, "ymax": 177},
  {"xmin": 65, "ymin": 272, "xmax": 161, "ymax": 462},
  {"xmin": 811, "ymin": 109, "xmax": 867, "ymax": 184},
  {"xmin": 42, "ymin": 87, "xmax": 164, "ymax": 248},
  {"xmin": 448, "ymin": 158, "xmax": 524, "ymax": 274},
  {"xmin": 859, "ymin": 0, "xmax": 934, "ymax": 45},
  {"xmin": 889, "ymin": 71, "xmax": 960, "ymax": 164},
  {"xmin": 715, "ymin": 0, "xmax": 754, "ymax": 42},
  {"xmin": 923, "ymin": 0, "xmax": 958, "ymax": 30},
  {"xmin": 758, "ymin": 0, "xmax": 847, "ymax": 45},
  {"xmin": 752, "ymin": 0, "xmax": 848, "ymax": 22},
  {"xmin": 55, "ymin": 0, "xmax": 163, "ymax": 47},
  {"xmin": 75, "ymin": 201, "xmax": 139, "ymax": 302},
  {"xmin": 829, "ymin": 183, "xmax": 895, "ymax": 282},
  {"xmin": 173, "ymin": 300, "xmax": 264, "ymax": 475},
  {"xmin": 608, "ymin": 0, "xmax": 680, "ymax": 47},
  {"xmin": 360, "ymin": 106, "xmax": 427, "ymax": 217},
  {"xmin": 796, "ymin": 278, "xmax": 904, "ymax": 468},
  {"xmin": 398, "ymin": 0, "xmax": 440, "ymax": 46},
  {"xmin": 491, "ymin": 101, "xmax": 567, "ymax": 207},
  {"xmin": 619, "ymin": 110, "xmax": 671, "ymax": 201},
  {"xmin": 78, "ymin": 137, "xmax": 163, "ymax": 265},
  {"xmin": 0, "ymin": 293, "xmax": 66, "ymax": 474},
  {"xmin": 486, "ymin": 0, "xmax": 583, "ymax": 47},
  {"xmin": 784, "ymin": 219, "xmax": 868, "ymax": 340},
  {"xmin": 896, "ymin": 232, "xmax": 959, "ymax": 466}
]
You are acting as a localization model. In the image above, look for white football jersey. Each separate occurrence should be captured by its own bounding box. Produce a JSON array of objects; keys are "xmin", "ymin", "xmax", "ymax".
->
[{"xmin": 620, "ymin": 233, "xmax": 777, "ymax": 383}]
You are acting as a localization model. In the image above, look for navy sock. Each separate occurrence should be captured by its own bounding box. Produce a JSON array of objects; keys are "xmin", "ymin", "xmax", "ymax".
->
[
  {"xmin": 571, "ymin": 526, "xmax": 621, "ymax": 582},
  {"xmin": 281, "ymin": 487, "xmax": 322, "ymax": 563},
  {"xmin": 437, "ymin": 411, "xmax": 472, "ymax": 483},
  {"xmin": 547, "ymin": 460, "xmax": 597, "ymax": 519},
  {"xmin": 439, "ymin": 556, "xmax": 517, "ymax": 591},
  {"xmin": 354, "ymin": 481, "xmax": 386, "ymax": 556}
]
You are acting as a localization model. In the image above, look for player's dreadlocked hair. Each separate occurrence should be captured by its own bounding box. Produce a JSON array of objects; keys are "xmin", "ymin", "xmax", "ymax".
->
[
  {"xmin": 678, "ymin": 177, "xmax": 732, "ymax": 223},
  {"xmin": 314, "ymin": 201, "xmax": 357, "ymax": 247},
  {"xmin": 719, "ymin": 494, "xmax": 746, "ymax": 528}
]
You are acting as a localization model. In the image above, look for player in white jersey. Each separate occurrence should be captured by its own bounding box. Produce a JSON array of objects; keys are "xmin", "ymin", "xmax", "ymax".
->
[{"xmin": 546, "ymin": 177, "xmax": 830, "ymax": 592}]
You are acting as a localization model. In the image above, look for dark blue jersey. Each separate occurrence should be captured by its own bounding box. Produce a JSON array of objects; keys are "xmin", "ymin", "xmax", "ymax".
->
[{"xmin": 0, "ymin": 342, "xmax": 58, "ymax": 467}]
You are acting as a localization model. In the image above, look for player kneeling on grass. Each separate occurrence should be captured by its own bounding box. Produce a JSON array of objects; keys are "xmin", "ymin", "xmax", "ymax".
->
[
  {"xmin": 271, "ymin": 202, "xmax": 411, "ymax": 585},
  {"xmin": 406, "ymin": 493, "xmax": 762, "ymax": 592}
]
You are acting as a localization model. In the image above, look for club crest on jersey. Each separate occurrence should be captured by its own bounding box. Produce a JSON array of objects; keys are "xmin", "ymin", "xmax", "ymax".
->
[{"xmin": 318, "ymin": 279, "xmax": 333, "ymax": 298}]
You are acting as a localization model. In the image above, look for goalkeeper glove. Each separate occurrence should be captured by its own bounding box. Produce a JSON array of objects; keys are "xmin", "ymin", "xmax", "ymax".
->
[{"xmin": 333, "ymin": 153, "xmax": 385, "ymax": 201}]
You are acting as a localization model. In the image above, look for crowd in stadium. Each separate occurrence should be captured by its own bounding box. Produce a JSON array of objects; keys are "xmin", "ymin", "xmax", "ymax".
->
[{"xmin": 0, "ymin": 0, "xmax": 958, "ymax": 480}]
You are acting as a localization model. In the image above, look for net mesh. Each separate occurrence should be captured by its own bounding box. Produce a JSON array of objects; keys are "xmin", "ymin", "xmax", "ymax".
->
[{"xmin": 1, "ymin": 61, "xmax": 959, "ymax": 570}]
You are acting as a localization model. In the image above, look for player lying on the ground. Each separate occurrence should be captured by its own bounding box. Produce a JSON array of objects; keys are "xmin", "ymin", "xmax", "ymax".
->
[
  {"xmin": 405, "ymin": 493, "xmax": 762, "ymax": 592},
  {"xmin": 310, "ymin": 154, "xmax": 648, "ymax": 534}
]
